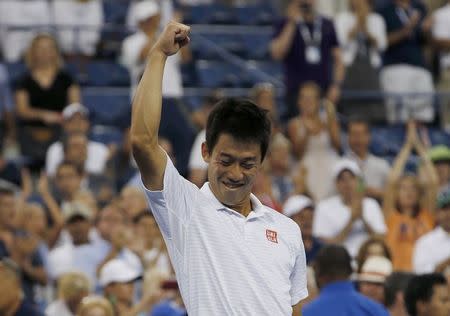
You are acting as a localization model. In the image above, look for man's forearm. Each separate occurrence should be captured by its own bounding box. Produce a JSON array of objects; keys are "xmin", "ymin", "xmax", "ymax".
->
[{"xmin": 270, "ymin": 21, "xmax": 297, "ymax": 61}]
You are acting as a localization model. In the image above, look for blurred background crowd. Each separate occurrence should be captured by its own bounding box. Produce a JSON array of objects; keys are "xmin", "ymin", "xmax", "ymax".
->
[{"xmin": 0, "ymin": 0, "xmax": 450, "ymax": 315}]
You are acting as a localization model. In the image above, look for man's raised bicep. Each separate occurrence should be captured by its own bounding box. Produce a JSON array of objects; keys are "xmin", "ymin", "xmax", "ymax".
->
[{"xmin": 132, "ymin": 142, "xmax": 167, "ymax": 191}]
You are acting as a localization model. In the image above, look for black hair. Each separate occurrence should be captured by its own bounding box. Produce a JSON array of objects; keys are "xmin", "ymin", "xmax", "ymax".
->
[
  {"xmin": 56, "ymin": 160, "xmax": 84, "ymax": 176},
  {"xmin": 314, "ymin": 244, "xmax": 353, "ymax": 281},
  {"xmin": 384, "ymin": 272, "xmax": 415, "ymax": 307},
  {"xmin": 205, "ymin": 98, "xmax": 271, "ymax": 161},
  {"xmin": 405, "ymin": 273, "xmax": 447, "ymax": 316}
]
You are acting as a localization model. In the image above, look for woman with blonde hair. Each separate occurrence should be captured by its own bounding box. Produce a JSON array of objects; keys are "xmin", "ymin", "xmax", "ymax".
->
[
  {"xmin": 287, "ymin": 82, "xmax": 341, "ymax": 201},
  {"xmin": 76, "ymin": 296, "xmax": 114, "ymax": 316},
  {"xmin": 383, "ymin": 121, "xmax": 439, "ymax": 271},
  {"xmin": 46, "ymin": 271, "xmax": 91, "ymax": 316},
  {"xmin": 15, "ymin": 33, "xmax": 80, "ymax": 169}
]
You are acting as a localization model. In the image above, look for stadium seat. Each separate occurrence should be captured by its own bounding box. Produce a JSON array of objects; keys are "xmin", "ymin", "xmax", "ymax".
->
[
  {"xmin": 243, "ymin": 60, "xmax": 283, "ymax": 87},
  {"xmin": 103, "ymin": 1, "xmax": 129, "ymax": 24},
  {"xmin": 235, "ymin": 5, "xmax": 275, "ymax": 26},
  {"xmin": 191, "ymin": 33, "xmax": 246, "ymax": 60},
  {"xmin": 5, "ymin": 62, "xmax": 27, "ymax": 86},
  {"xmin": 85, "ymin": 61, "xmax": 130, "ymax": 87},
  {"xmin": 90, "ymin": 125, "xmax": 123, "ymax": 146},
  {"xmin": 184, "ymin": 4, "xmax": 236, "ymax": 25},
  {"xmin": 82, "ymin": 90, "xmax": 131, "ymax": 127},
  {"xmin": 184, "ymin": 95, "xmax": 203, "ymax": 112},
  {"xmin": 429, "ymin": 128, "xmax": 450, "ymax": 147},
  {"xmin": 241, "ymin": 33, "xmax": 272, "ymax": 60},
  {"xmin": 196, "ymin": 60, "xmax": 242, "ymax": 88},
  {"xmin": 181, "ymin": 63, "xmax": 198, "ymax": 87}
]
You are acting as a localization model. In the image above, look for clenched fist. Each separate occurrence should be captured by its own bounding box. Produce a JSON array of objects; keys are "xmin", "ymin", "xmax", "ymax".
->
[{"xmin": 154, "ymin": 21, "xmax": 191, "ymax": 56}]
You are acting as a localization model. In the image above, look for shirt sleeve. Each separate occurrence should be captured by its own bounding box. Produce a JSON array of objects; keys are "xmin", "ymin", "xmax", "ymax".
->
[
  {"xmin": 432, "ymin": 13, "xmax": 450, "ymax": 39},
  {"xmin": 289, "ymin": 225, "xmax": 308, "ymax": 305},
  {"xmin": 363, "ymin": 199, "xmax": 387, "ymax": 234},
  {"xmin": 372, "ymin": 14, "xmax": 388, "ymax": 52},
  {"xmin": 413, "ymin": 238, "xmax": 434, "ymax": 273},
  {"xmin": 144, "ymin": 155, "xmax": 199, "ymax": 254},
  {"xmin": 312, "ymin": 201, "xmax": 336, "ymax": 238},
  {"xmin": 334, "ymin": 13, "xmax": 351, "ymax": 48}
]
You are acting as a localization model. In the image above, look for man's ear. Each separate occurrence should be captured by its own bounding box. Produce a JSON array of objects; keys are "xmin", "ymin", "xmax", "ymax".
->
[{"xmin": 201, "ymin": 142, "xmax": 210, "ymax": 163}]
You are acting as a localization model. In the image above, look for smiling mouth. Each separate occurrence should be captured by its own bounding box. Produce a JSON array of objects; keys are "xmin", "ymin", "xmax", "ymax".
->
[{"xmin": 222, "ymin": 182, "xmax": 244, "ymax": 189}]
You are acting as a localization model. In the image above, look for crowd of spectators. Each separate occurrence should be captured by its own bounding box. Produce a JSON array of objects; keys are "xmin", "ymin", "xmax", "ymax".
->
[{"xmin": 0, "ymin": 0, "xmax": 450, "ymax": 315}]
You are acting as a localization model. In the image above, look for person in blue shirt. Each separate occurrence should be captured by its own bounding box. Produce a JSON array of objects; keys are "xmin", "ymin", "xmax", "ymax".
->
[{"xmin": 302, "ymin": 244, "xmax": 390, "ymax": 316}]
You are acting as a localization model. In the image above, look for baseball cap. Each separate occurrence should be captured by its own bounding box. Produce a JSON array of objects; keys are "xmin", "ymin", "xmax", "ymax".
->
[
  {"xmin": 135, "ymin": 1, "xmax": 160, "ymax": 22},
  {"xmin": 283, "ymin": 195, "xmax": 314, "ymax": 218},
  {"xmin": 62, "ymin": 103, "xmax": 89, "ymax": 120},
  {"xmin": 62, "ymin": 201, "xmax": 93, "ymax": 222},
  {"xmin": 428, "ymin": 145, "xmax": 450, "ymax": 163},
  {"xmin": 332, "ymin": 159, "xmax": 362, "ymax": 180},
  {"xmin": 99, "ymin": 259, "xmax": 142, "ymax": 287},
  {"xmin": 357, "ymin": 256, "xmax": 393, "ymax": 284},
  {"xmin": 437, "ymin": 187, "xmax": 450, "ymax": 209}
]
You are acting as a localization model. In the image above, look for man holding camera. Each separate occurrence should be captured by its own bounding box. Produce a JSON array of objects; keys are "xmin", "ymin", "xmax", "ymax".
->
[{"xmin": 270, "ymin": 0, "xmax": 345, "ymax": 122}]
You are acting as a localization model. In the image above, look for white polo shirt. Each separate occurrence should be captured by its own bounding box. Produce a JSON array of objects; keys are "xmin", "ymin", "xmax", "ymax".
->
[
  {"xmin": 413, "ymin": 227, "xmax": 450, "ymax": 273},
  {"xmin": 433, "ymin": 4, "xmax": 450, "ymax": 70},
  {"xmin": 145, "ymin": 158, "xmax": 308, "ymax": 315},
  {"xmin": 313, "ymin": 196, "xmax": 387, "ymax": 257}
]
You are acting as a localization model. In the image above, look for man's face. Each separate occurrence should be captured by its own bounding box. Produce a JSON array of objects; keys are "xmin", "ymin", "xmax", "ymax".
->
[
  {"xmin": 359, "ymin": 281, "xmax": 385, "ymax": 304},
  {"xmin": 437, "ymin": 206, "xmax": 450, "ymax": 233},
  {"xmin": 348, "ymin": 122, "xmax": 370, "ymax": 156},
  {"xmin": 298, "ymin": 0, "xmax": 316, "ymax": 11},
  {"xmin": 65, "ymin": 135, "xmax": 88, "ymax": 166},
  {"xmin": 336, "ymin": 171, "xmax": 358, "ymax": 199},
  {"xmin": 119, "ymin": 188, "xmax": 148, "ymax": 221},
  {"xmin": 0, "ymin": 193, "xmax": 16, "ymax": 230},
  {"xmin": 136, "ymin": 215, "xmax": 159, "ymax": 243},
  {"xmin": 56, "ymin": 166, "xmax": 82, "ymax": 197},
  {"xmin": 107, "ymin": 282, "xmax": 134, "ymax": 307},
  {"xmin": 97, "ymin": 206, "xmax": 125, "ymax": 241},
  {"xmin": 202, "ymin": 134, "xmax": 262, "ymax": 208},
  {"xmin": 420, "ymin": 284, "xmax": 450, "ymax": 316},
  {"xmin": 64, "ymin": 114, "xmax": 90, "ymax": 134},
  {"xmin": 66, "ymin": 216, "xmax": 91, "ymax": 245}
]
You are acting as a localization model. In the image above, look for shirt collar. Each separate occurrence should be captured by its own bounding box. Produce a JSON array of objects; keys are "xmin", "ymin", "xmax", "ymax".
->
[
  {"xmin": 200, "ymin": 182, "xmax": 269, "ymax": 219},
  {"xmin": 321, "ymin": 281, "xmax": 355, "ymax": 295}
]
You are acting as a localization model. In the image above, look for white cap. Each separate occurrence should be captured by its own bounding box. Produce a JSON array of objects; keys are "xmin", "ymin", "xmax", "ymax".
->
[
  {"xmin": 99, "ymin": 259, "xmax": 142, "ymax": 287},
  {"xmin": 283, "ymin": 195, "xmax": 314, "ymax": 218},
  {"xmin": 135, "ymin": 1, "xmax": 160, "ymax": 22},
  {"xmin": 357, "ymin": 256, "xmax": 393, "ymax": 284},
  {"xmin": 62, "ymin": 103, "xmax": 89, "ymax": 120},
  {"xmin": 62, "ymin": 201, "xmax": 93, "ymax": 222},
  {"xmin": 332, "ymin": 159, "xmax": 362, "ymax": 180}
]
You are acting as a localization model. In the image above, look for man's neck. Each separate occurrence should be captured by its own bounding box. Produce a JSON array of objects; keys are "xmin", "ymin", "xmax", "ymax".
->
[
  {"xmin": 229, "ymin": 199, "xmax": 253, "ymax": 218},
  {"xmin": 352, "ymin": 149, "xmax": 368, "ymax": 160}
]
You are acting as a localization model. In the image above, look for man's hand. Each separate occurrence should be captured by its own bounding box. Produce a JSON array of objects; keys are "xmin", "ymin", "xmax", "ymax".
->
[{"xmin": 153, "ymin": 22, "xmax": 191, "ymax": 57}]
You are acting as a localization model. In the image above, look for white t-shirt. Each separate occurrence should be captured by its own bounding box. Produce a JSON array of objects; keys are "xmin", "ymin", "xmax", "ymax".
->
[
  {"xmin": 433, "ymin": 4, "xmax": 450, "ymax": 69},
  {"xmin": 0, "ymin": 0, "xmax": 51, "ymax": 62},
  {"xmin": 314, "ymin": 195, "xmax": 387, "ymax": 257},
  {"xmin": 188, "ymin": 129, "xmax": 207, "ymax": 171},
  {"xmin": 413, "ymin": 227, "xmax": 450, "ymax": 273},
  {"xmin": 335, "ymin": 11, "xmax": 387, "ymax": 67},
  {"xmin": 51, "ymin": 0, "xmax": 103, "ymax": 56},
  {"xmin": 45, "ymin": 300, "xmax": 74, "ymax": 316},
  {"xmin": 145, "ymin": 157, "xmax": 308, "ymax": 315},
  {"xmin": 120, "ymin": 31, "xmax": 183, "ymax": 98},
  {"xmin": 45, "ymin": 141, "xmax": 109, "ymax": 176}
]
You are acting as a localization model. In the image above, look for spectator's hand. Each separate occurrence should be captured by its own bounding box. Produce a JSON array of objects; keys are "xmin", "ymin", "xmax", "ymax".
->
[
  {"xmin": 37, "ymin": 172, "xmax": 50, "ymax": 196},
  {"xmin": 326, "ymin": 85, "xmax": 341, "ymax": 105},
  {"xmin": 406, "ymin": 120, "xmax": 419, "ymax": 145},
  {"xmin": 20, "ymin": 168, "xmax": 32, "ymax": 200},
  {"xmin": 350, "ymin": 190, "xmax": 363, "ymax": 221},
  {"xmin": 421, "ymin": 15, "xmax": 434, "ymax": 33},
  {"xmin": 286, "ymin": 1, "xmax": 302, "ymax": 23},
  {"xmin": 323, "ymin": 99, "xmax": 337, "ymax": 119},
  {"xmin": 409, "ymin": 10, "xmax": 421, "ymax": 28},
  {"xmin": 154, "ymin": 22, "xmax": 191, "ymax": 57}
]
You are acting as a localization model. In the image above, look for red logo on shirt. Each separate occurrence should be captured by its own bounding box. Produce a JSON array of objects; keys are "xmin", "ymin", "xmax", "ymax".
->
[{"xmin": 266, "ymin": 229, "xmax": 278, "ymax": 243}]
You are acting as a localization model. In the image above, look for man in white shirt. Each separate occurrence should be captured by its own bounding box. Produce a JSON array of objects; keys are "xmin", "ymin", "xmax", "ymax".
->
[
  {"xmin": 345, "ymin": 120, "xmax": 391, "ymax": 201},
  {"xmin": 51, "ymin": 0, "xmax": 103, "ymax": 57},
  {"xmin": 0, "ymin": 0, "xmax": 51, "ymax": 62},
  {"xmin": 130, "ymin": 22, "xmax": 308, "ymax": 315},
  {"xmin": 313, "ymin": 159, "xmax": 387, "ymax": 257},
  {"xmin": 45, "ymin": 103, "xmax": 109, "ymax": 176},
  {"xmin": 413, "ymin": 188, "xmax": 450, "ymax": 275},
  {"xmin": 120, "ymin": 0, "xmax": 183, "ymax": 99}
]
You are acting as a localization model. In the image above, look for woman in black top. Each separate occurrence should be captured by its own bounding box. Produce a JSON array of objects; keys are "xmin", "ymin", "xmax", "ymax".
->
[{"xmin": 15, "ymin": 34, "xmax": 80, "ymax": 169}]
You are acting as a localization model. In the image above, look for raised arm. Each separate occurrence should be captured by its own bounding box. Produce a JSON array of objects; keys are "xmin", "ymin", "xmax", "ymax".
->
[
  {"xmin": 414, "ymin": 136, "xmax": 439, "ymax": 213},
  {"xmin": 323, "ymin": 100, "xmax": 341, "ymax": 152},
  {"xmin": 382, "ymin": 123, "xmax": 414, "ymax": 216},
  {"xmin": 130, "ymin": 22, "xmax": 190, "ymax": 191},
  {"xmin": 270, "ymin": 2, "xmax": 301, "ymax": 61}
]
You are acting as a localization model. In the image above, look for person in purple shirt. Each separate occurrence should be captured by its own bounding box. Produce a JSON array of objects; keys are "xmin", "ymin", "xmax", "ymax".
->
[
  {"xmin": 270, "ymin": 0, "xmax": 345, "ymax": 122},
  {"xmin": 303, "ymin": 244, "xmax": 390, "ymax": 316}
]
